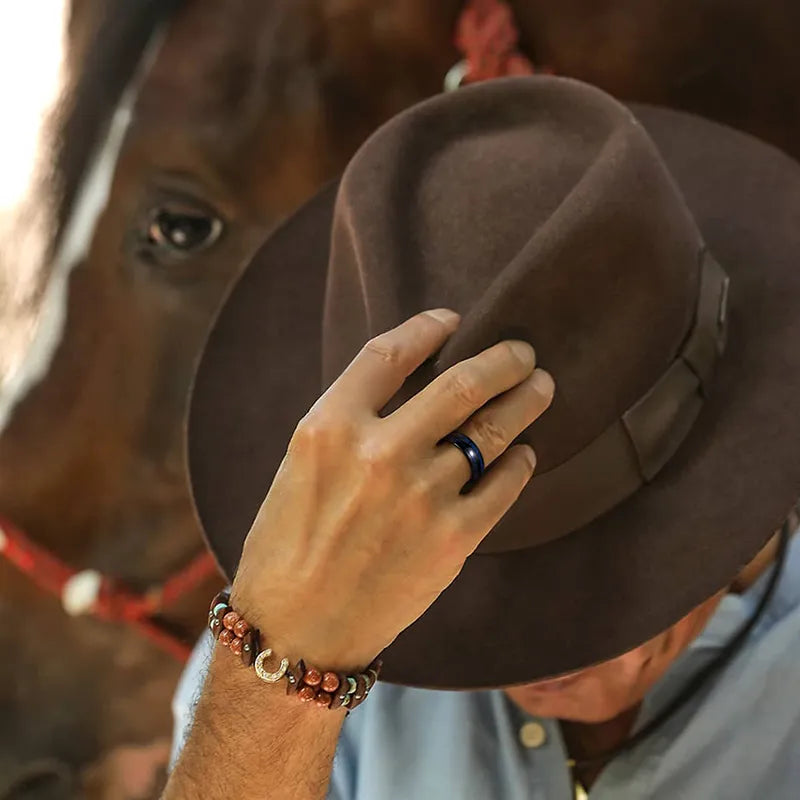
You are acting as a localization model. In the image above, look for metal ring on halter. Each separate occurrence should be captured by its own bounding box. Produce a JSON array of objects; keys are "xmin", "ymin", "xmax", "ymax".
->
[
  {"xmin": 443, "ymin": 59, "xmax": 470, "ymax": 92},
  {"xmin": 442, "ymin": 432, "xmax": 486, "ymax": 491}
]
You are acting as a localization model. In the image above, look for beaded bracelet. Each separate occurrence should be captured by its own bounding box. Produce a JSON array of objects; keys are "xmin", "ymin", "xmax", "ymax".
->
[{"xmin": 208, "ymin": 591, "xmax": 382, "ymax": 711}]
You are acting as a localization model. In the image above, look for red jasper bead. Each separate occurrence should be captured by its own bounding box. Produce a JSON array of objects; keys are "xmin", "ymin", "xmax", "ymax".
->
[
  {"xmin": 229, "ymin": 637, "xmax": 243, "ymax": 656},
  {"xmin": 222, "ymin": 611, "xmax": 240, "ymax": 631},
  {"xmin": 304, "ymin": 667, "xmax": 322, "ymax": 687},
  {"xmin": 298, "ymin": 686, "xmax": 317, "ymax": 702},
  {"xmin": 321, "ymin": 672, "xmax": 340, "ymax": 693},
  {"xmin": 233, "ymin": 619, "xmax": 250, "ymax": 638},
  {"xmin": 219, "ymin": 629, "xmax": 235, "ymax": 647},
  {"xmin": 315, "ymin": 692, "xmax": 332, "ymax": 708}
]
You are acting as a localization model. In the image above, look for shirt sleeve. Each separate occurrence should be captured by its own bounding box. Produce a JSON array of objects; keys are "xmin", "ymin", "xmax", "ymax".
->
[
  {"xmin": 327, "ymin": 722, "xmax": 358, "ymax": 799},
  {"xmin": 169, "ymin": 630, "xmax": 214, "ymax": 769}
]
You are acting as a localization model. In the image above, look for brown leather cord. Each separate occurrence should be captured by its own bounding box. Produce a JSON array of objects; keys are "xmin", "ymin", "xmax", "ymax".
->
[{"xmin": 571, "ymin": 516, "xmax": 793, "ymax": 771}]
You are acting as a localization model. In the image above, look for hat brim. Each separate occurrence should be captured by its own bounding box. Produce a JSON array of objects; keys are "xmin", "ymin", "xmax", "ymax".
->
[{"xmin": 188, "ymin": 103, "xmax": 800, "ymax": 688}]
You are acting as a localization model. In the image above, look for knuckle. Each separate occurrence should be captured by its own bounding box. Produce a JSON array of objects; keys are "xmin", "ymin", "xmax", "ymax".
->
[
  {"xmin": 406, "ymin": 476, "xmax": 436, "ymax": 515},
  {"xmin": 437, "ymin": 511, "xmax": 473, "ymax": 559},
  {"xmin": 438, "ymin": 550, "xmax": 467, "ymax": 584},
  {"xmin": 447, "ymin": 367, "xmax": 485, "ymax": 409},
  {"xmin": 290, "ymin": 415, "xmax": 328, "ymax": 451},
  {"xmin": 468, "ymin": 416, "xmax": 508, "ymax": 453},
  {"xmin": 357, "ymin": 437, "xmax": 398, "ymax": 475},
  {"xmin": 290, "ymin": 410, "xmax": 350, "ymax": 452},
  {"xmin": 364, "ymin": 334, "xmax": 405, "ymax": 368}
]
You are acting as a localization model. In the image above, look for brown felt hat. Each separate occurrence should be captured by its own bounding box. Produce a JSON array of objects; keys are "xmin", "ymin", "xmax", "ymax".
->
[{"xmin": 188, "ymin": 77, "xmax": 800, "ymax": 688}]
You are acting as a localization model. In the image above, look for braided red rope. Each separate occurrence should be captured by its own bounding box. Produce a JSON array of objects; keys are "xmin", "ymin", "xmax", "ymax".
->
[
  {"xmin": 453, "ymin": 0, "xmax": 551, "ymax": 85},
  {"xmin": 0, "ymin": 514, "xmax": 219, "ymax": 662}
]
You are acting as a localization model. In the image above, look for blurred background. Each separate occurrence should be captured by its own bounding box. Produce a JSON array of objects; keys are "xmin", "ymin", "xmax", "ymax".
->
[{"xmin": 1, "ymin": 1, "xmax": 799, "ymax": 797}]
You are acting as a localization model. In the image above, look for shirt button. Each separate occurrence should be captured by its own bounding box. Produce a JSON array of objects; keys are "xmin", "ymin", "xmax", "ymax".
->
[{"xmin": 519, "ymin": 721, "xmax": 547, "ymax": 749}]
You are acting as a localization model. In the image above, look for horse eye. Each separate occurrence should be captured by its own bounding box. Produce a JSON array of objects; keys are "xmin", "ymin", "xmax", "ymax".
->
[{"xmin": 147, "ymin": 207, "xmax": 223, "ymax": 253}]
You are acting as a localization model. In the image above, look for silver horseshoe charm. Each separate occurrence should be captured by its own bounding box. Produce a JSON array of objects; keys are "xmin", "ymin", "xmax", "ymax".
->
[{"xmin": 254, "ymin": 648, "xmax": 289, "ymax": 683}]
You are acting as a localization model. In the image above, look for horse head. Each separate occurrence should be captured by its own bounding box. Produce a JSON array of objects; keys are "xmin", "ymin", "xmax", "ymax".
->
[{"xmin": 0, "ymin": 0, "xmax": 451, "ymax": 795}]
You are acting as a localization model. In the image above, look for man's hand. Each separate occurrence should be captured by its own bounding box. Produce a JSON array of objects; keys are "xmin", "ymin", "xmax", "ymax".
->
[
  {"xmin": 165, "ymin": 309, "xmax": 554, "ymax": 800},
  {"xmin": 233, "ymin": 308, "xmax": 554, "ymax": 670}
]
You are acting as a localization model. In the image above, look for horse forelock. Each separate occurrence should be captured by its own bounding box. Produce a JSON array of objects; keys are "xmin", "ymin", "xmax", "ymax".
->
[{"xmin": 0, "ymin": 0, "xmax": 186, "ymax": 434}]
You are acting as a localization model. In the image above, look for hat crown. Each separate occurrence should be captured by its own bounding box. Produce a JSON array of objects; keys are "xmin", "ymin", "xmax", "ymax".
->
[
  {"xmin": 189, "ymin": 72, "xmax": 800, "ymax": 684},
  {"xmin": 323, "ymin": 77, "xmax": 705, "ymax": 472}
]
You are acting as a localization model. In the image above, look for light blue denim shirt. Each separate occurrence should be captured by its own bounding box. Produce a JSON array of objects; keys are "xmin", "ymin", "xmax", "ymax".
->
[{"xmin": 172, "ymin": 533, "xmax": 800, "ymax": 798}]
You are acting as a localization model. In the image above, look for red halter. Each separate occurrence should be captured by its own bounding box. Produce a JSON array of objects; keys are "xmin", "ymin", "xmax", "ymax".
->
[
  {"xmin": 452, "ymin": 0, "xmax": 550, "ymax": 86},
  {"xmin": 0, "ymin": 514, "xmax": 218, "ymax": 662}
]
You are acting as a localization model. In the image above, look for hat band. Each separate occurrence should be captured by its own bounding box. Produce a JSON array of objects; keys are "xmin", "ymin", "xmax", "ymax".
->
[{"xmin": 477, "ymin": 251, "xmax": 730, "ymax": 554}]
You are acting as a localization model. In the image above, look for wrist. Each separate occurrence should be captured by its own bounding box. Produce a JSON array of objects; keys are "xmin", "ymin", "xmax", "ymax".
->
[
  {"xmin": 230, "ymin": 583, "xmax": 381, "ymax": 673},
  {"xmin": 204, "ymin": 647, "xmax": 341, "ymax": 725},
  {"xmin": 212, "ymin": 589, "xmax": 382, "ymax": 711}
]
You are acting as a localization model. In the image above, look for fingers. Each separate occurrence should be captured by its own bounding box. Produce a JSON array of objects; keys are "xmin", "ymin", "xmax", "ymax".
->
[
  {"xmin": 387, "ymin": 339, "xmax": 538, "ymax": 447},
  {"xmin": 328, "ymin": 309, "xmax": 461, "ymax": 413},
  {"xmin": 436, "ymin": 367, "xmax": 555, "ymax": 487},
  {"xmin": 453, "ymin": 444, "xmax": 539, "ymax": 552}
]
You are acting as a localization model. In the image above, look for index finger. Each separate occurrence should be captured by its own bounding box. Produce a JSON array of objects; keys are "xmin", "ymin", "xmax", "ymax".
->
[{"xmin": 329, "ymin": 309, "xmax": 461, "ymax": 412}]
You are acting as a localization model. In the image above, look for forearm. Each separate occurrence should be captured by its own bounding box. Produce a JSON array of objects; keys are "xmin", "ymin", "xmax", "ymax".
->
[{"xmin": 164, "ymin": 648, "xmax": 344, "ymax": 799}]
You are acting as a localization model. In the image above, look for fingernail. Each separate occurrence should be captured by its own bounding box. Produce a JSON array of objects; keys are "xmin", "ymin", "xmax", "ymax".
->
[
  {"xmin": 531, "ymin": 368, "xmax": 555, "ymax": 399},
  {"xmin": 523, "ymin": 445, "xmax": 537, "ymax": 472},
  {"xmin": 509, "ymin": 340, "xmax": 536, "ymax": 365},
  {"xmin": 425, "ymin": 308, "xmax": 460, "ymax": 325}
]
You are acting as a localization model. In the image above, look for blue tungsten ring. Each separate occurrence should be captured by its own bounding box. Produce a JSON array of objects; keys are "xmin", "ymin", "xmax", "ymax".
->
[{"xmin": 442, "ymin": 432, "xmax": 486, "ymax": 491}]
